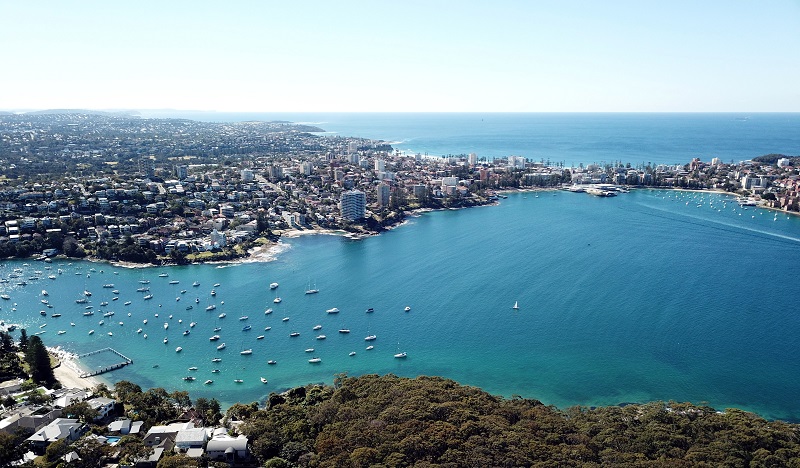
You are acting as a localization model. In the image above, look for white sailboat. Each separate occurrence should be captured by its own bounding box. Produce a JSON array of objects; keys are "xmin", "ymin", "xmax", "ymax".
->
[{"xmin": 512, "ymin": 301, "xmax": 519, "ymax": 310}]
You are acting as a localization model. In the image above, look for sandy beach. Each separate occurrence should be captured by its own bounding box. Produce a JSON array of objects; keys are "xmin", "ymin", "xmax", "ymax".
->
[{"xmin": 48, "ymin": 347, "xmax": 100, "ymax": 390}]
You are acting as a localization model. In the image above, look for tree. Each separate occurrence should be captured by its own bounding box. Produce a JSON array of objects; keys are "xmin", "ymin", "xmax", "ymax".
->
[
  {"xmin": 18, "ymin": 329, "xmax": 28, "ymax": 352},
  {"xmin": 118, "ymin": 436, "xmax": 150, "ymax": 466},
  {"xmin": 62, "ymin": 401, "xmax": 99, "ymax": 424},
  {"xmin": 0, "ymin": 432, "xmax": 27, "ymax": 467},
  {"xmin": 195, "ymin": 397, "xmax": 222, "ymax": 425},
  {"xmin": 24, "ymin": 336, "xmax": 55, "ymax": 385},
  {"xmin": 114, "ymin": 380, "xmax": 142, "ymax": 404}
]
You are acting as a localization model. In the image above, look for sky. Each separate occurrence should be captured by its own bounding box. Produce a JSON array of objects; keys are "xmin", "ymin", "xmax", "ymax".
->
[{"xmin": 1, "ymin": 0, "xmax": 799, "ymax": 113}]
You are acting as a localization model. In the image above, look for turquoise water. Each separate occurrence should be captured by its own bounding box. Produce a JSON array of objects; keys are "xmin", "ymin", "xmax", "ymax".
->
[{"xmin": 2, "ymin": 189, "xmax": 799, "ymax": 421}]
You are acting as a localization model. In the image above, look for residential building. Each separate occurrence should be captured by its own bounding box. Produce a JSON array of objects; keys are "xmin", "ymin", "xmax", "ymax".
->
[{"xmin": 340, "ymin": 189, "xmax": 366, "ymax": 221}]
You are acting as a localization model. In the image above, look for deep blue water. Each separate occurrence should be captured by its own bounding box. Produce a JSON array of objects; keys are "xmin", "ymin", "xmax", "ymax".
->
[
  {"xmin": 140, "ymin": 111, "xmax": 800, "ymax": 167},
  {"xmin": 2, "ymin": 190, "xmax": 799, "ymax": 421}
]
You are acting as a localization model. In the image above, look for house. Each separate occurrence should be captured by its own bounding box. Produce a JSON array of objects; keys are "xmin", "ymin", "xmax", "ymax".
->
[
  {"xmin": 206, "ymin": 434, "xmax": 249, "ymax": 462},
  {"xmin": 26, "ymin": 418, "xmax": 87, "ymax": 455},
  {"xmin": 108, "ymin": 418, "xmax": 144, "ymax": 435},
  {"xmin": 174, "ymin": 427, "xmax": 207, "ymax": 453},
  {"xmin": 86, "ymin": 396, "xmax": 116, "ymax": 421}
]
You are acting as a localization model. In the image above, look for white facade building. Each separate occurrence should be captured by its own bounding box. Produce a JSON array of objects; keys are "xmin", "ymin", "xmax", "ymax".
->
[{"xmin": 340, "ymin": 189, "xmax": 366, "ymax": 221}]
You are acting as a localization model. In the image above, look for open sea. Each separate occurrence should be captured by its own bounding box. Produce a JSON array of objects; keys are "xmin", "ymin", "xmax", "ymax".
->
[{"xmin": 3, "ymin": 113, "xmax": 800, "ymax": 421}]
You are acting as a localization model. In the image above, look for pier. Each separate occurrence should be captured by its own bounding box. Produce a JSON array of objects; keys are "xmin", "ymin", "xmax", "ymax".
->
[{"xmin": 76, "ymin": 348, "xmax": 133, "ymax": 378}]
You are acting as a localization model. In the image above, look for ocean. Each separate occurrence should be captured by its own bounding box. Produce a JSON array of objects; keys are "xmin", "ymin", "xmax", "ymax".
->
[
  {"xmin": 2, "ymin": 113, "xmax": 800, "ymax": 421},
  {"xmin": 139, "ymin": 111, "xmax": 800, "ymax": 167}
]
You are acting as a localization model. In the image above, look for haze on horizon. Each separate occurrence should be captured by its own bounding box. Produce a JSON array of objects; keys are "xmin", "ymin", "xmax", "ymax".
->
[{"xmin": 1, "ymin": 1, "xmax": 799, "ymax": 113}]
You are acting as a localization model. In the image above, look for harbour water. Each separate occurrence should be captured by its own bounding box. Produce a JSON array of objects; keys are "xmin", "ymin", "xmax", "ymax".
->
[{"xmin": 2, "ymin": 189, "xmax": 799, "ymax": 421}]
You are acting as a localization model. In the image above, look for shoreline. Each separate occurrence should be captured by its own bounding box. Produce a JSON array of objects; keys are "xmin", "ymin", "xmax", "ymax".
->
[{"xmin": 47, "ymin": 346, "xmax": 102, "ymax": 391}]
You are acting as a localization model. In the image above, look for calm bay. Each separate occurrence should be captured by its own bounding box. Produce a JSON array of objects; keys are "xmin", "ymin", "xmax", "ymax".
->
[{"xmin": 2, "ymin": 188, "xmax": 799, "ymax": 420}]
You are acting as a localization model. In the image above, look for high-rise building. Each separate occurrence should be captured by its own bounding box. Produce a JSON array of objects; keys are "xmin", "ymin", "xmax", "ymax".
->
[
  {"xmin": 468, "ymin": 153, "xmax": 478, "ymax": 166},
  {"xmin": 340, "ymin": 189, "xmax": 366, "ymax": 221},
  {"xmin": 175, "ymin": 165, "xmax": 188, "ymax": 179},
  {"xmin": 375, "ymin": 159, "xmax": 385, "ymax": 172},
  {"xmin": 240, "ymin": 169, "xmax": 254, "ymax": 182},
  {"xmin": 377, "ymin": 183, "xmax": 390, "ymax": 207}
]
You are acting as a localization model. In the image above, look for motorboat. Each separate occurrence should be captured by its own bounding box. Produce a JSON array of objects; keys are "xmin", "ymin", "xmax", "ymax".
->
[
  {"xmin": 273, "ymin": 297, "xmax": 282, "ymax": 303},
  {"xmin": 239, "ymin": 316, "xmax": 248, "ymax": 321},
  {"xmin": 211, "ymin": 357, "xmax": 222, "ymax": 363},
  {"xmin": 338, "ymin": 329, "xmax": 350, "ymax": 334},
  {"xmin": 394, "ymin": 352, "xmax": 407, "ymax": 358},
  {"xmin": 260, "ymin": 377, "xmax": 268, "ymax": 384},
  {"xmin": 163, "ymin": 337, "xmax": 168, "ymax": 344},
  {"xmin": 217, "ymin": 343, "xmax": 226, "ymax": 350},
  {"xmin": 188, "ymin": 366, "xmax": 197, "ymax": 371},
  {"xmin": 240, "ymin": 349, "xmax": 252, "ymax": 355},
  {"xmin": 234, "ymin": 379, "xmax": 243, "ymax": 383},
  {"xmin": 182, "ymin": 376, "xmax": 195, "ymax": 381},
  {"xmin": 269, "ymin": 282, "xmax": 279, "ymax": 289},
  {"xmin": 242, "ymin": 325, "xmax": 252, "ymax": 331},
  {"xmin": 305, "ymin": 348, "xmax": 315, "ymax": 353},
  {"xmin": 264, "ymin": 308, "xmax": 273, "ymax": 315},
  {"xmin": 366, "ymin": 345, "xmax": 374, "ymax": 350},
  {"xmin": 218, "ymin": 313, "xmax": 226, "ymax": 319},
  {"xmin": 282, "ymin": 317, "xmax": 289, "ymax": 322},
  {"xmin": 404, "ymin": 306, "xmax": 411, "ymax": 312},
  {"xmin": 206, "ymin": 305, "xmax": 216, "ymax": 311},
  {"xmin": 308, "ymin": 357, "xmax": 321, "ymax": 363},
  {"xmin": 289, "ymin": 332, "xmax": 300, "ymax": 337},
  {"xmin": 326, "ymin": 307, "xmax": 339, "ymax": 314},
  {"xmin": 213, "ymin": 327, "xmax": 221, "ymax": 332},
  {"xmin": 268, "ymin": 360, "xmax": 277, "ymax": 365},
  {"xmin": 349, "ymin": 351, "xmax": 356, "ymax": 356},
  {"xmin": 316, "ymin": 335, "xmax": 326, "ymax": 340},
  {"xmin": 204, "ymin": 380, "xmax": 213, "ymax": 385},
  {"xmin": 364, "ymin": 335, "xmax": 377, "ymax": 341},
  {"xmin": 183, "ymin": 330, "xmax": 190, "ymax": 336},
  {"xmin": 209, "ymin": 335, "xmax": 220, "ymax": 341},
  {"xmin": 175, "ymin": 347, "xmax": 182, "ymax": 352},
  {"xmin": 256, "ymin": 335, "xmax": 264, "ymax": 340},
  {"xmin": 313, "ymin": 325, "xmax": 322, "ymax": 330}
]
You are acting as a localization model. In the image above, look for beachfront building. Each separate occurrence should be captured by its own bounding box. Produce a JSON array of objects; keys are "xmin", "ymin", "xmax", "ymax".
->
[{"xmin": 340, "ymin": 189, "xmax": 366, "ymax": 221}]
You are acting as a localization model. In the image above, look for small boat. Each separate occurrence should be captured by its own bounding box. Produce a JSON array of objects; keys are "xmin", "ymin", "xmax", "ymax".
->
[
  {"xmin": 260, "ymin": 377, "xmax": 268, "ymax": 384},
  {"xmin": 204, "ymin": 380, "xmax": 213, "ymax": 385},
  {"xmin": 218, "ymin": 313, "xmax": 226, "ymax": 319},
  {"xmin": 103, "ymin": 311, "xmax": 114, "ymax": 317},
  {"xmin": 112, "ymin": 290, "xmax": 119, "ymax": 294},
  {"xmin": 143, "ymin": 319, "xmax": 148, "ymax": 324},
  {"xmin": 57, "ymin": 330, "xmax": 66, "ymax": 335},
  {"xmin": 268, "ymin": 360, "xmax": 277, "ymax": 365},
  {"xmin": 40, "ymin": 310, "xmax": 47, "ymax": 316},
  {"xmin": 190, "ymin": 322, "xmax": 196, "ymax": 328},
  {"xmin": 112, "ymin": 297, "xmax": 118, "ymax": 301},
  {"xmin": 169, "ymin": 280, "xmax": 179, "ymax": 284},
  {"xmin": 234, "ymin": 379, "xmax": 243, "ymax": 383},
  {"xmin": 143, "ymin": 295, "xmax": 153, "ymax": 300},
  {"xmin": 264, "ymin": 308, "xmax": 273, "ymax": 315},
  {"xmin": 366, "ymin": 345, "xmax": 374, "ymax": 350},
  {"xmin": 264, "ymin": 326, "xmax": 271, "ymax": 331},
  {"xmin": 124, "ymin": 301, "xmax": 132, "ymax": 306},
  {"xmin": 273, "ymin": 297, "xmax": 282, "ymax": 303},
  {"xmin": 213, "ymin": 283, "xmax": 220, "ymax": 287},
  {"xmin": 305, "ymin": 348, "xmax": 315, "ymax": 353},
  {"xmin": 256, "ymin": 335, "xmax": 264, "ymax": 340},
  {"xmin": 349, "ymin": 351, "xmax": 356, "ymax": 356},
  {"xmin": 137, "ymin": 328, "xmax": 142, "ymax": 334},
  {"xmin": 192, "ymin": 281, "xmax": 200, "ymax": 287},
  {"xmin": 404, "ymin": 306, "xmax": 411, "ymax": 312},
  {"xmin": 206, "ymin": 305, "xmax": 216, "ymax": 311},
  {"xmin": 211, "ymin": 358, "xmax": 222, "ymax": 362},
  {"xmin": 512, "ymin": 301, "xmax": 519, "ymax": 310},
  {"xmin": 270, "ymin": 282, "xmax": 279, "ymax": 289},
  {"xmin": 88, "ymin": 329, "xmax": 95, "ymax": 335},
  {"xmin": 99, "ymin": 301, "xmax": 108, "ymax": 306},
  {"xmin": 305, "ymin": 288, "xmax": 319, "ymax": 295},
  {"xmin": 242, "ymin": 325, "xmax": 252, "ymax": 331},
  {"xmin": 41, "ymin": 299, "xmax": 48, "ymax": 304},
  {"xmin": 188, "ymin": 366, "xmax": 197, "ymax": 371},
  {"xmin": 240, "ymin": 349, "xmax": 253, "ymax": 355},
  {"xmin": 186, "ymin": 306, "xmax": 193, "ymax": 310},
  {"xmin": 282, "ymin": 317, "xmax": 289, "ymax": 322},
  {"xmin": 51, "ymin": 313, "xmax": 62, "ymax": 318},
  {"xmin": 326, "ymin": 307, "xmax": 340, "ymax": 314},
  {"xmin": 183, "ymin": 376, "xmax": 195, "ymax": 381},
  {"xmin": 313, "ymin": 325, "xmax": 322, "ymax": 330},
  {"xmin": 136, "ymin": 287, "xmax": 149, "ymax": 292},
  {"xmin": 308, "ymin": 357, "xmax": 322, "ymax": 363},
  {"xmin": 210, "ymin": 290, "xmax": 216, "ymax": 296},
  {"xmin": 159, "ymin": 273, "xmax": 169, "ymax": 278},
  {"xmin": 211, "ymin": 369, "xmax": 220, "ymax": 373},
  {"xmin": 70, "ymin": 322, "xmax": 75, "ymax": 326},
  {"xmin": 143, "ymin": 334, "xmax": 147, "ymax": 339},
  {"xmin": 239, "ymin": 316, "xmax": 249, "ymax": 321},
  {"xmin": 183, "ymin": 330, "xmax": 190, "ymax": 336},
  {"xmin": 107, "ymin": 332, "xmax": 113, "ymax": 336},
  {"xmin": 140, "ymin": 280, "xmax": 150, "ymax": 284},
  {"xmin": 195, "ymin": 298, "xmax": 200, "ymax": 303},
  {"xmin": 217, "ymin": 343, "xmax": 226, "ymax": 350},
  {"xmin": 213, "ymin": 326, "xmax": 221, "ymax": 332},
  {"xmin": 338, "ymin": 329, "xmax": 350, "ymax": 334},
  {"xmin": 102, "ymin": 284, "xmax": 114, "ymax": 288},
  {"xmin": 365, "ymin": 335, "xmax": 377, "ymax": 341},
  {"xmin": 289, "ymin": 332, "xmax": 300, "ymax": 337},
  {"xmin": 98, "ymin": 320, "xmax": 104, "ymax": 325},
  {"xmin": 176, "ymin": 347, "xmax": 182, "ymax": 352},
  {"xmin": 394, "ymin": 352, "xmax": 407, "ymax": 358},
  {"xmin": 41, "ymin": 290, "xmax": 48, "ymax": 296},
  {"xmin": 163, "ymin": 337, "xmax": 168, "ymax": 344},
  {"xmin": 0, "ymin": 295, "xmax": 9, "ymax": 300},
  {"xmin": 163, "ymin": 322, "xmax": 169, "ymax": 330},
  {"xmin": 209, "ymin": 335, "xmax": 220, "ymax": 341},
  {"xmin": 316, "ymin": 335, "xmax": 326, "ymax": 340},
  {"xmin": 75, "ymin": 298, "xmax": 87, "ymax": 304}
]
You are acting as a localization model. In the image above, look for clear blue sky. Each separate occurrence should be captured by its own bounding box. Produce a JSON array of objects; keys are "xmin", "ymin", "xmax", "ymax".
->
[{"xmin": 1, "ymin": 0, "xmax": 798, "ymax": 112}]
